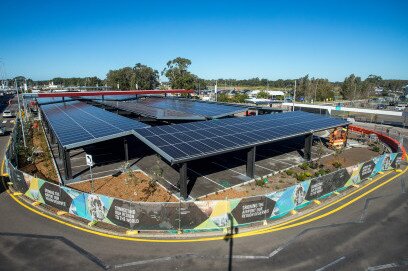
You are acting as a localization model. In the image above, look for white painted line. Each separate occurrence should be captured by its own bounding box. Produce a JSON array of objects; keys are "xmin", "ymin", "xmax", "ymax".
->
[
  {"xmin": 188, "ymin": 168, "xmax": 225, "ymax": 188},
  {"xmin": 256, "ymin": 153, "xmax": 296, "ymax": 166},
  {"xmin": 315, "ymin": 256, "xmax": 346, "ymax": 271},
  {"xmin": 233, "ymin": 156, "xmax": 275, "ymax": 172},
  {"xmin": 367, "ymin": 262, "xmax": 403, "ymax": 271},
  {"xmin": 211, "ymin": 162, "xmax": 247, "ymax": 176}
]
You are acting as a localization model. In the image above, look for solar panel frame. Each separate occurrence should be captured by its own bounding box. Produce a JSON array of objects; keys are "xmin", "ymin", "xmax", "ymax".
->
[
  {"xmin": 136, "ymin": 97, "xmax": 248, "ymax": 119},
  {"xmin": 98, "ymin": 100, "xmax": 206, "ymax": 121},
  {"xmin": 132, "ymin": 111, "xmax": 349, "ymax": 164},
  {"xmin": 40, "ymin": 100, "xmax": 150, "ymax": 149}
]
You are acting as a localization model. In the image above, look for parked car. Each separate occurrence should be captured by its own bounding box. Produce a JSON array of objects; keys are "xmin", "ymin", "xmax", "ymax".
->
[
  {"xmin": 395, "ymin": 105, "xmax": 406, "ymax": 111},
  {"xmin": 376, "ymin": 104, "xmax": 387, "ymax": 110},
  {"xmin": 0, "ymin": 126, "xmax": 6, "ymax": 136},
  {"xmin": 2, "ymin": 110, "xmax": 13, "ymax": 118}
]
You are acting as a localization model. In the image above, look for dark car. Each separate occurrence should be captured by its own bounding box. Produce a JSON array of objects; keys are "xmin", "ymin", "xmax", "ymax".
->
[{"xmin": 376, "ymin": 104, "xmax": 387, "ymax": 109}]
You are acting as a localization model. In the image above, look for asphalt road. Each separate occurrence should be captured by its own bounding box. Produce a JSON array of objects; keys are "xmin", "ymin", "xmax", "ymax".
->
[{"xmin": 0, "ymin": 105, "xmax": 407, "ymax": 270}]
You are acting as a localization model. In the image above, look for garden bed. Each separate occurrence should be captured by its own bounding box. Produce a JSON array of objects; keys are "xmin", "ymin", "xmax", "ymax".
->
[
  {"xmin": 18, "ymin": 120, "xmax": 59, "ymax": 183},
  {"xmin": 200, "ymin": 147, "xmax": 380, "ymax": 200},
  {"xmin": 69, "ymin": 170, "xmax": 178, "ymax": 203}
]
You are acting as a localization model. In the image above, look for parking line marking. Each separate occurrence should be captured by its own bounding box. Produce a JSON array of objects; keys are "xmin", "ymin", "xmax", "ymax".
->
[
  {"xmin": 188, "ymin": 168, "xmax": 225, "ymax": 188},
  {"xmin": 232, "ymin": 156, "xmax": 275, "ymax": 172},
  {"xmin": 255, "ymin": 153, "xmax": 296, "ymax": 166},
  {"xmin": 211, "ymin": 162, "xmax": 247, "ymax": 176}
]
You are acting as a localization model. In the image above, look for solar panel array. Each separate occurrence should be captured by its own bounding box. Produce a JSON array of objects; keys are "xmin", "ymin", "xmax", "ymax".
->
[
  {"xmin": 134, "ymin": 111, "xmax": 348, "ymax": 164},
  {"xmin": 37, "ymin": 97, "xmax": 73, "ymax": 105},
  {"xmin": 79, "ymin": 95, "xmax": 138, "ymax": 101},
  {"xmin": 100, "ymin": 100, "xmax": 206, "ymax": 120},
  {"xmin": 137, "ymin": 97, "xmax": 247, "ymax": 119},
  {"xmin": 41, "ymin": 101, "xmax": 149, "ymax": 149}
]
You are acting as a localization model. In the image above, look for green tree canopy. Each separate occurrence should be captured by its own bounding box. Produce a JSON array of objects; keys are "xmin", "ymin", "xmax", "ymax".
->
[
  {"xmin": 162, "ymin": 57, "xmax": 197, "ymax": 90},
  {"xmin": 106, "ymin": 67, "xmax": 134, "ymax": 90},
  {"xmin": 257, "ymin": 91, "xmax": 269, "ymax": 99},
  {"xmin": 131, "ymin": 63, "xmax": 159, "ymax": 90}
]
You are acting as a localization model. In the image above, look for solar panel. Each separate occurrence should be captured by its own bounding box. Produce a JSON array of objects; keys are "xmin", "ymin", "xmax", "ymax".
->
[
  {"xmin": 40, "ymin": 101, "xmax": 149, "ymax": 149},
  {"xmin": 37, "ymin": 97, "xmax": 74, "ymax": 105},
  {"xmin": 78, "ymin": 95, "xmax": 138, "ymax": 101},
  {"xmin": 133, "ymin": 111, "xmax": 349, "ymax": 164},
  {"xmin": 99, "ymin": 100, "xmax": 206, "ymax": 121},
  {"xmin": 137, "ymin": 97, "xmax": 247, "ymax": 118}
]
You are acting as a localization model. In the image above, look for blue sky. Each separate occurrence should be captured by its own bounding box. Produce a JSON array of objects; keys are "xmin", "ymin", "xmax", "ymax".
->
[{"xmin": 1, "ymin": 0, "xmax": 407, "ymax": 81}]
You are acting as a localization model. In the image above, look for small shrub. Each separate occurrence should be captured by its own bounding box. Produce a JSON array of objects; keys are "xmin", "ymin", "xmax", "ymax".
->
[
  {"xmin": 308, "ymin": 162, "xmax": 318, "ymax": 169},
  {"xmin": 255, "ymin": 178, "xmax": 265, "ymax": 187},
  {"xmin": 278, "ymin": 179, "xmax": 284, "ymax": 183},
  {"xmin": 314, "ymin": 168, "xmax": 328, "ymax": 177},
  {"xmin": 304, "ymin": 171, "xmax": 312, "ymax": 177},
  {"xmin": 332, "ymin": 161, "xmax": 342, "ymax": 168},
  {"xmin": 299, "ymin": 162, "xmax": 309, "ymax": 170},
  {"xmin": 371, "ymin": 146, "xmax": 380, "ymax": 152},
  {"xmin": 296, "ymin": 172, "xmax": 309, "ymax": 182},
  {"xmin": 285, "ymin": 169, "xmax": 295, "ymax": 176}
]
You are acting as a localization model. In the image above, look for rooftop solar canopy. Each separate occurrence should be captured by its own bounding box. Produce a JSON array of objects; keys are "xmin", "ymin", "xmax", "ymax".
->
[
  {"xmin": 137, "ymin": 97, "xmax": 248, "ymax": 119},
  {"xmin": 78, "ymin": 95, "xmax": 138, "ymax": 101},
  {"xmin": 134, "ymin": 111, "xmax": 349, "ymax": 164},
  {"xmin": 100, "ymin": 100, "xmax": 207, "ymax": 121},
  {"xmin": 37, "ymin": 97, "xmax": 74, "ymax": 105},
  {"xmin": 40, "ymin": 100, "xmax": 149, "ymax": 149}
]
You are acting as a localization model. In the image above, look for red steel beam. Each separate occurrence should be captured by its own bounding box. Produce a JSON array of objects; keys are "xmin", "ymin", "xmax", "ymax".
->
[{"xmin": 37, "ymin": 89, "xmax": 193, "ymax": 98}]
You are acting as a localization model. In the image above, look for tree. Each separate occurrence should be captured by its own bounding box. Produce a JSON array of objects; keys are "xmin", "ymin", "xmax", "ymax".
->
[
  {"xmin": 232, "ymin": 93, "xmax": 248, "ymax": 103},
  {"xmin": 131, "ymin": 63, "xmax": 159, "ymax": 90},
  {"xmin": 162, "ymin": 57, "xmax": 197, "ymax": 89},
  {"xmin": 257, "ymin": 91, "xmax": 269, "ymax": 99},
  {"xmin": 341, "ymin": 74, "xmax": 362, "ymax": 100},
  {"xmin": 106, "ymin": 67, "xmax": 134, "ymax": 90}
]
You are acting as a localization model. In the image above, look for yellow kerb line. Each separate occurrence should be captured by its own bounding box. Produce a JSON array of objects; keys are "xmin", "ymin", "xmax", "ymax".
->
[{"xmin": 2, "ymin": 156, "xmax": 406, "ymax": 243}]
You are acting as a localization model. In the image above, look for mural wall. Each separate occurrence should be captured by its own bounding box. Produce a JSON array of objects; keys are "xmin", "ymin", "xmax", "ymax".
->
[{"xmin": 4, "ymin": 152, "xmax": 402, "ymax": 232}]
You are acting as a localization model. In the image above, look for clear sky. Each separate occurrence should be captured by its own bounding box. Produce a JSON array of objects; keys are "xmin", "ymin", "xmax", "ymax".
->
[{"xmin": 1, "ymin": 0, "xmax": 407, "ymax": 81}]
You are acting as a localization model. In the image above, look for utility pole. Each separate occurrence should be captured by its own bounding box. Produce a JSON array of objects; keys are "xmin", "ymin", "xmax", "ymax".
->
[
  {"xmin": 314, "ymin": 80, "xmax": 318, "ymax": 103},
  {"xmin": 15, "ymin": 80, "xmax": 27, "ymax": 148},
  {"xmin": 292, "ymin": 80, "xmax": 297, "ymax": 112}
]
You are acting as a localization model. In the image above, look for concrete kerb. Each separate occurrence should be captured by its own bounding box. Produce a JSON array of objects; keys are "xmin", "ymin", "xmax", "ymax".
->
[{"xmin": 3, "ymin": 166, "xmax": 399, "ymax": 239}]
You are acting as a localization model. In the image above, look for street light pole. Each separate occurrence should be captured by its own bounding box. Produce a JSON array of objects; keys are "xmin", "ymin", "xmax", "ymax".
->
[
  {"xmin": 292, "ymin": 80, "xmax": 297, "ymax": 112},
  {"xmin": 15, "ymin": 80, "xmax": 27, "ymax": 148}
]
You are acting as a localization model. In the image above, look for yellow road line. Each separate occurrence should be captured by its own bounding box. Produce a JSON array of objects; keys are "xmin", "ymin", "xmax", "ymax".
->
[
  {"xmin": 0, "ymin": 158, "xmax": 6, "ymax": 177},
  {"xmin": 4, "ymin": 166, "xmax": 404, "ymax": 243},
  {"xmin": 256, "ymin": 170, "xmax": 393, "ymax": 233}
]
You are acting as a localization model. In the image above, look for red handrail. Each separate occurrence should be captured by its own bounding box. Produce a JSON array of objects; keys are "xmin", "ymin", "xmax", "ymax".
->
[{"xmin": 349, "ymin": 125, "xmax": 406, "ymax": 159}]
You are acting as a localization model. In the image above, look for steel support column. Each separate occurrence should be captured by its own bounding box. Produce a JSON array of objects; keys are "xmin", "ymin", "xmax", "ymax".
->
[
  {"xmin": 246, "ymin": 146, "xmax": 256, "ymax": 178},
  {"xmin": 63, "ymin": 148, "xmax": 72, "ymax": 180},
  {"xmin": 124, "ymin": 138, "xmax": 129, "ymax": 162},
  {"xmin": 304, "ymin": 133, "xmax": 313, "ymax": 161},
  {"xmin": 179, "ymin": 162, "xmax": 188, "ymax": 200}
]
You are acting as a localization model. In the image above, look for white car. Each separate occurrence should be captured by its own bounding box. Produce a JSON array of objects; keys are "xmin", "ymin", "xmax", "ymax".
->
[
  {"xmin": 395, "ymin": 105, "xmax": 406, "ymax": 111},
  {"xmin": 0, "ymin": 126, "xmax": 5, "ymax": 136},
  {"xmin": 2, "ymin": 110, "xmax": 13, "ymax": 118}
]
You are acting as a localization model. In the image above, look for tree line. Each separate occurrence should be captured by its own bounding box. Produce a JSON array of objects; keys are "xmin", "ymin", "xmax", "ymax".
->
[{"xmin": 6, "ymin": 57, "xmax": 408, "ymax": 102}]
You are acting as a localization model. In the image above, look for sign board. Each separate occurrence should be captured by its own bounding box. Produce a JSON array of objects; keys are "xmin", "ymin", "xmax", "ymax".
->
[{"xmin": 85, "ymin": 154, "xmax": 93, "ymax": 166}]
